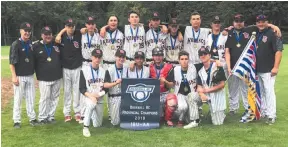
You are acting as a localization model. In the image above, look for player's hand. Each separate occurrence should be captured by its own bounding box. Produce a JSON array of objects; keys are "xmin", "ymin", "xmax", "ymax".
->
[
  {"xmin": 159, "ymin": 77, "xmax": 166, "ymax": 84},
  {"xmin": 115, "ymin": 79, "xmax": 122, "ymax": 85},
  {"xmin": 222, "ymin": 30, "xmax": 228, "ymax": 36},
  {"xmin": 227, "ymin": 26, "xmax": 234, "ymax": 31},
  {"xmin": 178, "ymin": 31, "xmax": 184, "ymax": 41},
  {"xmin": 130, "ymin": 62, "xmax": 135, "ymax": 71},
  {"xmin": 272, "ymin": 26, "xmax": 282, "ymax": 37},
  {"xmin": 227, "ymin": 67, "xmax": 232, "ymax": 76},
  {"xmin": 100, "ymin": 25, "xmax": 108, "ymax": 38},
  {"xmin": 271, "ymin": 67, "xmax": 279, "ymax": 77},
  {"xmin": 160, "ymin": 25, "xmax": 168, "ymax": 34},
  {"xmin": 215, "ymin": 60, "xmax": 223, "ymax": 67},
  {"xmin": 12, "ymin": 76, "xmax": 19, "ymax": 86},
  {"xmin": 80, "ymin": 28, "xmax": 88, "ymax": 34},
  {"xmin": 55, "ymin": 35, "xmax": 62, "ymax": 44},
  {"xmin": 199, "ymin": 93, "xmax": 208, "ymax": 102}
]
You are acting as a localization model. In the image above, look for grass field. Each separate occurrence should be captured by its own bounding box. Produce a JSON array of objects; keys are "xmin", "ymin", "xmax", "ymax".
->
[{"xmin": 1, "ymin": 45, "xmax": 288, "ymax": 147}]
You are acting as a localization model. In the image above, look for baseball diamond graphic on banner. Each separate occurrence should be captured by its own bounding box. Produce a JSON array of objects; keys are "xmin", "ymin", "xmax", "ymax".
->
[{"xmin": 120, "ymin": 78, "xmax": 160, "ymax": 130}]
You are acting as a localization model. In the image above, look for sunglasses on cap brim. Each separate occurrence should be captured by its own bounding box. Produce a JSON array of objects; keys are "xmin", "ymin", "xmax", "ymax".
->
[{"xmin": 199, "ymin": 52, "xmax": 209, "ymax": 56}]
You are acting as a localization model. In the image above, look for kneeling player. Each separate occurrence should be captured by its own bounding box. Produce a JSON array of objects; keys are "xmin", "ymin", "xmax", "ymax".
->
[
  {"xmin": 184, "ymin": 47, "xmax": 226, "ymax": 129},
  {"xmin": 127, "ymin": 51, "xmax": 150, "ymax": 78}
]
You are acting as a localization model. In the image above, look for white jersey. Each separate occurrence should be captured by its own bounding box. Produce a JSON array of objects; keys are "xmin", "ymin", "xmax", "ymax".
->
[
  {"xmin": 145, "ymin": 29, "xmax": 168, "ymax": 59},
  {"xmin": 165, "ymin": 34, "xmax": 183, "ymax": 62},
  {"xmin": 100, "ymin": 29, "xmax": 124, "ymax": 62},
  {"xmin": 81, "ymin": 32, "xmax": 101, "ymax": 60},
  {"xmin": 123, "ymin": 25, "xmax": 146, "ymax": 59},
  {"xmin": 82, "ymin": 65, "xmax": 106, "ymax": 103},
  {"xmin": 207, "ymin": 33, "xmax": 228, "ymax": 64},
  {"xmin": 173, "ymin": 65, "xmax": 197, "ymax": 95},
  {"xmin": 198, "ymin": 62, "xmax": 226, "ymax": 112},
  {"xmin": 126, "ymin": 66, "xmax": 150, "ymax": 78},
  {"xmin": 184, "ymin": 26, "xmax": 211, "ymax": 64},
  {"xmin": 107, "ymin": 65, "xmax": 129, "ymax": 95}
]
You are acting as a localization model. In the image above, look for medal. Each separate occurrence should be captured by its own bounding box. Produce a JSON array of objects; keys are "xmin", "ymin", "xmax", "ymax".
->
[
  {"xmin": 170, "ymin": 34, "xmax": 177, "ymax": 57},
  {"xmin": 133, "ymin": 43, "xmax": 138, "ymax": 47},
  {"xmin": 130, "ymin": 26, "xmax": 139, "ymax": 46},
  {"xmin": 25, "ymin": 58, "xmax": 29, "ymax": 62},
  {"xmin": 111, "ymin": 44, "xmax": 115, "ymax": 50},
  {"xmin": 87, "ymin": 33, "xmax": 94, "ymax": 48},
  {"xmin": 109, "ymin": 29, "xmax": 118, "ymax": 50},
  {"xmin": 193, "ymin": 44, "xmax": 197, "ymax": 49},
  {"xmin": 213, "ymin": 48, "xmax": 217, "ymax": 53},
  {"xmin": 256, "ymin": 32, "xmax": 264, "ymax": 49},
  {"xmin": 151, "ymin": 28, "xmax": 160, "ymax": 45},
  {"xmin": 90, "ymin": 64, "xmax": 99, "ymax": 90},
  {"xmin": 47, "ymin": 57, "xmax": 52, "ymax": 62},
  {"xmin": 192, "ymin": 28, "xmax": 200, "ymax": 43},
  {"xmin": 22, "ymin": 48, "xmax": 25, "ymax": 51},
  {"xmin": 236, "ymin": 43, "xmax": 241, "ymax": 48},
  {"xmin": 181, "ymin": 70, "xmax": 189, "ymax": 93},
  {"xmin": 184, "ymin": 86, "xmax": 189, "ymax": 92},
  {"xmin": 212, "ymin": 33, "xmax": 219, "ymax": 51}
]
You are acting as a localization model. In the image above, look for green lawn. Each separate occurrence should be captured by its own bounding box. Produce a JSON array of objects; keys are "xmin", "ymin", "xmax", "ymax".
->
[
  {"xmin": 1, "ymin": 46, "xmax": 10, "ymax": 56},
  {"xmin": 1, "ymin": 46, "xmax": 288, "ymax": 147}
]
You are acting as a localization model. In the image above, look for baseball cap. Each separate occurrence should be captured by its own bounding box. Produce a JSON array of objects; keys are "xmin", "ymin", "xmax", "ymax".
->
[
  {"xmin": 41, "ymin": 26, "xmax": 52, "ymax": 35},
  {"xmin": 86, "ymin": 16, "xmax": 95, "ymax": 24},
  {"xmin": 65, "ymin": 18, "xmax": 75, "ymax": 27},
  {"xmin": 91, "ymin": 49, "xmax": 103, "ymax": 58},
  {"xmin": 151, "ymin": 12, "xmax": 160, "ymax": 20},
  {"xmin": 20, "ymin": 22, "xmax": 32, "ymax": 31},
  {"xmin": 256, "ymin": 14, "xmax": 267, "ymax": 22},
  {"xmin": 169, "ymin": 18, "xmax": 178, "ymax": 25},
  {"xmin": 234, "ymin": 14, "xmax": 244, "ymax": 22},
  {"xmin": 134, "ymin": 51, "xmax": 145, "ymax": 59},
  {"xmin": 115, "ymin": 49, "xmax": 126, "ymax": 57},
  {"xmin": 198, "ymin": 46, "xmax": 210, "ymax": 56},
  {"xmin": 152, "ymin": 47, "xmax": 164, "ymax": 56},
  {"xmin": 212, "ymin": 16, "xmax": 221, "ymax": 23}
]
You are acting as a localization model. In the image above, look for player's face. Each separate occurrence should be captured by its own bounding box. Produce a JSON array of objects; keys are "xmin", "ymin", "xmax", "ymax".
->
[
  {"xmin": 108, "ymin": 16, "xmax": 118, "ymax": 30},
  {"xmin": 91, "ymin": 56, "xmax": 102, "ymax": 66},
  {"xmin": 233, "ymin": 21, "xmax": 244, "ymax": 30},
  {"xmin": 20, "ymin": 29, "xmax": 31, "ymax": 40},
  {"xmin": 41, "ymin": 33, "xmax": 53, "ymax": 43},
  {"xmin": 116, "ymin": 56, "xmax": 126, "ymax": 65},
  {"xmin": 199, "ymin": 53, "xmax": 211, "ymax": 63},
  {"xmin": 153, "ymin": 55, "xmax": 164, "ymax": 64},
  {"xmin": 151, "ymin": 19, "xmax": 160, "ymax": 28},
  {"xmin": 169, "ymin": 25, "xmax": 179, "ymax": 34},
  {"xmin": 211, "ymin": 22, "xmax": 221, "ymax": 30},
  {"xmin": 256, "ymin": 20, "xmax": 268, "ymax": 31},
  {"xmin": 65, "ymin": 25, "xmax": 75, "ymax": 35},
  {"xmin": 135, "ymin": 57, "xmax": 144, "ymax": 66},
  {"xmin": 179, "ymin": 55, "xmax": 189, "ymax": 68},
  {"xmin": 190, "ymin": 15, "xmax": 201, "ymax": 28},
  {"xmin": 128, "ymin": 13, "xmax": 140, "ymax": 26},
  {"xmin": 85, "ymin": 23, "xmax": 96, "ymax": 32}
]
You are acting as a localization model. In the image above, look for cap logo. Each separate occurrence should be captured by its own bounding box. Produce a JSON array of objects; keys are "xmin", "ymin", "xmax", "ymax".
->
[
  {"xmin": 172, "ymin": 19, "xmax": 176, "ymax": 23},
  {"xmin": 215, "ymin": 16, "xmax": 219, "ymax": 20},
  {"xmin": 68, "ymin": 19, "xmax": 73, "ymax": 23},
  {"xmin": 154, "ymin": 13, "xmax": 158, "ymax": 17},
  {"xmin": 88, "ymin": 17, "xmax": 93, "ymax": 20},
  {"xmin": 45, "ymin": 26, "xmax": 50, "ymax": 31},
  {"xmin": 138, "ymin": 51, "xmax": 142, "ymax": 55},
  {"xmin": 120, "ymin": 50, "xmax": 124, "ymax": 53},
  {"xmin": 26, "ymin": 23, "xmax": 31, "ymax": 28},
  {"xmin": 96, "ymin": 50, "xmax": 100, "ymax": 54}
]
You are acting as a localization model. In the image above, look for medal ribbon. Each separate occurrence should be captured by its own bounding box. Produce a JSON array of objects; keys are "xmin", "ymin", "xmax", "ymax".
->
[
  {"xmin": 20, "ymin": 38, "xmax": 30, "ymax": 57},
  {"xmin": 212, "ymin": 34, "xmax": 220, "ymax": 49},
  {"xmin": 233, "ymin": 30, "xmax": 242, "ymax": 44},
  {"xmin": 136, "ymin": 66, "xmax": 143, "ymax": 78},
  {"xmin": 151, "ymin": 28, "xmax": 160, "ymax": 44},
  {"xmin": 43, "ymin": 43, "xmax": 52, "ymax": 58},
  {"xmin": 170, "ymin": 35, "xmax": 177, "ymax": 49},
  {"xmin": 154, "ymin": 64, "xmax": 163, "ymax": 79},
  {"xmin": 90, "ymin": 64, "xmax": 99, "ymax": 83},
  {"xmin": 181, "ymin": 70, "xmax": 189, "ymax": 87},
  {"xmin": 86, "ymin": 33, "xmax": 94, "ymax": 48},
  {"xmin": 115, "ymin": 64, "xmax": 122, "ymax": 79},
  {"xmin": 109, "ymin": 30, "xmax": 118, "ymax": 44},
  {"xmin": 256, "ymin": 32, "xmax": 264, "ymax": 47},
  {"xmin": 206, "ymin": 62, "xmax": 214, "ymax": 86},
  {"xmin": 192, "ymin": 28, "xmax": 201, "ymax": 42},
  {"xmin": 130, "ymin": 26, "xmax": 139, "ymax": 42}
]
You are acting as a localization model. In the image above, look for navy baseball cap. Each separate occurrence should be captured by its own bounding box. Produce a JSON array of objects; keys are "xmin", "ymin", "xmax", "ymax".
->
[
  {"xmin": 20, "ymin": 22, "xmax": 32, "ymax": 31},
  {"xmin": 65, "ymin": 18, "xmax": 75, "ymax": 27},
  {"xmin": 151, "ymin": 12, "xmax": 160, "ymax": 20},
  {"xmin": 234, "ymin": 14, "xmax": 244, "ymax": 22},
  {"xmin": 41, "ymin": 26, "xmax": 52, "ymax": 35},
  {"xmin": 198, "ymin": 46, "xmax": 210, "ymax": 56},
  {"xmin": 169, "ymin": 18, "xmax": 178, "ymax": 25},
  {"xmin": 256, "ymin": 14, "xmax": 267, "ymax": 22},
  {"xmin": 86, "ymin": 16, "xmax": 95, "ymax": 24},
  {"xmin": 115, "ymin": 49, "xmax": 126, "ymax": 57},
  {"xmin": 152, "ymin": 47, "xmax": 164, "ymax": 56},
  {"xmin": 92, "ymin": 49, "xmax": 103, "ymax": 58},
  {"xmin": 212, "ymin": 16, "xmax": 221, "ymax": 23},
  {"xmin": 134, "ymin": 51, "xmax": 145, "ymax": 59}
]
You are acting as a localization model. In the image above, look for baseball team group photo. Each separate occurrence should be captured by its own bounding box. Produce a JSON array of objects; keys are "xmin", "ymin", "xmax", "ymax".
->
[{"xmin": 1, "ymin": 1, "xmax": 288, "ymax": 147}]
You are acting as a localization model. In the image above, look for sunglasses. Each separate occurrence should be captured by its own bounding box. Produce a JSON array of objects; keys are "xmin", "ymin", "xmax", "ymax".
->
[{"xmin": 199, "ymin": 52, "xmax": 209, "ymax": 56}]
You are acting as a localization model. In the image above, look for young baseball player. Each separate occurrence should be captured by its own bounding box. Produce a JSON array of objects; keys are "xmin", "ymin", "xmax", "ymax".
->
[
  {"xmin": 145, "ymin": 12, "xmax": 168, "ymax": 64},
  {"xmin": 184, "ymin": 47, "xmax": 226, "ymax": 129},
  {"xmin": 165, "ymin": 18, "xmax": 184, "ymax": 66},
  {"xmin": 150, "ymin": 47, "xmax": 173, "ymax": 120},
  {"xmin": 164, "ymin": 51, "xmax": 197, "ymax": 127},
  {"xmin": 183, "ymin": 11, "xmax": 211, "ymax": 72},
  {"xmin": 127, "ymin": 51, "xmax": 150, "ymax": 78},
  {"xmin": 107, "ymin": 49, "xmax": 129, "ymax": 126},
  {"xmin": 9, "ymin": 22, "xmax": 38, "ymax": 128},
  {"xmin": 55, "ymin": 18, "xmax": 82, "ymax": 122},
  {"xmin": 33, "ymin": 26, "xmax": 62, "ymax": 124},
  {"xmin": 80, "ymin": 49, "xmax": 119, "ymax": 137},
  {"xmin": 99, "ymin": 15, "xmax": 124, "ymax": 70}
]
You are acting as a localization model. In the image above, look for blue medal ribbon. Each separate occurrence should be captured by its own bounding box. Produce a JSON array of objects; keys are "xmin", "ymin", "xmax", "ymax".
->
[
  {"xmin": 256, "ymin": 32, "xmax": 264, "ymax": 47},
  {"xmin": 90, "ymin": 64, "xmax": 99, "ymax": 83},
  {"xmin": 206, "ymin": 62, "xmax": 214, "ymax": 86},
  {"xmin": 233, "ymin": 30, "xmax": 243, "ymax": 44},
  {"xmin": 212, "ymin": 34, "xmax": 220, "ymax": 49},
  {"xmin": 136, "ymin": 66, "xmax": 143, "ymax": 78},
  {"xmin": 170, "ymin": 35, "xmax": 177, "ymax": 49},
  {"xmin": 43, "ymin": 43, "xmax": 52, "ymax": 58},
  {"xmin": 192, "ymin": 28, "xmax": 201, "ymax": 42},
  {"xmin": 151, "ymin": 28, "xmax": 160, "ymax": 44},
  {"xmin": 130, "ymin": 26, "xmax": 139, "ymax": 42},
  {"xmin": 109, "ymin": 30, "xmax": 118, "ymax": 44},
  {"xmin": 154, "ymin": 64, "xmax": 163, "ymax": 79},
  {"xmin": 86, "ymin": 33, "xmax": 94, "ymax": 48},
  {"xmin": 115, "ymin": 64, "xmax": 122, "ymax": 79},
  {"xmin": 20, "ymin": 38, "xmax": 30, "ymax": 57},
  {"xmin": 181, "ymin": 70, "xmax": 188, "ymax": 86}
]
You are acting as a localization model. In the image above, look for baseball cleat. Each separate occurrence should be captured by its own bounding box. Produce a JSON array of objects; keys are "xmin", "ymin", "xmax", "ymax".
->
[
  {"xmin": 75, "ymin": 115, "xmax": 81, "ymax": 122},
  {"xmin": 83, "ymin": 127, "xmax": 91, "ymax": 137},
  {"xmin": 229, "ymin": 111, "xmax": 236, "ymax": 116},
  {"xmin": 39, "ymin": 119, "xmax": 48, "ymax": 125},
  {"xmin": 30, "ymin": 119, "xmax": 39, "ymax": 126},
  {"xmin": 266, "ymin": 118, "xmax": 276, "ymax": 125},
  {"xmin": 65, "ymin": 116, "xmax": 72, "ymax": 122},
  {"xmin": 13, "ymin": 123, "xmax": 21, "ymax": 129},
  {"xmin": 166, "ymin": 121, "xmax": 174, "ymax": 127},
  {"xmin": 79, "ymin": 117, "xmax": 84, "ymax": 124},
  {"xmin": 183, "ymin": 121, "xmax": 198, "ymax": 129}
]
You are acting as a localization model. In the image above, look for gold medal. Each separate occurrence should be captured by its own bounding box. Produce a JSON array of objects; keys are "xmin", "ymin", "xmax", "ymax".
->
[
  {"xmin": 184, "ymin": 86, "xmax": 189, "ymax": 92},
  {"xmin": 111, "ymin": 44, "xmax": 115, "ymax": 50},
  {"xmin": 47, "ymin": 57, "xmax": 52, "ymax": 62},
  {"xmin": 213, "ymin": 48, "xmax": 217, "ymax": 53},
  {"xmin": 133, "ymin": 43, "xmax": 138, "ymax": 47},
  {"xmin": 193, "ymin": 44, "xmax": 197, "ymax": 49},
  {"xmin": 25, "ymin": 58, "xmax": 29, "ymax": 62},
  {"xmin": 236, "ymin": 43, "xmax": 241, "ymax": 48}
]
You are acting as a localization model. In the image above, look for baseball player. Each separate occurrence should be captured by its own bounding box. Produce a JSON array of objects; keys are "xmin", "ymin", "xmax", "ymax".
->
[
  {"xmin": 183, "ymin": 11, "xmax": 211, "ymax": 72},
  {"xmin": 163, "ymin": 51, "xmax": 197, "ymax": 127},
  {"xmin": 107, "ymin": 49, "xmax": 129, "ymax": 126},
  {"xmin": 127, "ymin": 51, "xmax": 150, "ymax": 78},
  {"xmin": 33, "ymin": 26, "xmax": 62, "ymax": 124},
  {"xmin": 122, "ymin": 10, "xmax": 146, "ymax": 66},
  {"xmin": 184, "ymin": 47, "xmax": 226, "ymax": 129},
  {"xmin": 149, "ymin": 47, "xmax": 173, "ymax": 120},
  {"xmin": 54, "ymin": 18, "xmax": 82, "ymax": 122},
  {"xmin": 165, "ymin": 18, "xmax": 184, "ymax": 66},
  {"xmin": 99, "ymin": 15, "xmax": 124, "ymax": 70},
  {"xmin": 9, "ymin": 22, "xmax": 38, "ymax": 128},
  {"xmin": 145, "ymin": 12, "xmax": 168, "ymax": 65},
  {"xmin": 80, "ymin": 49, "xmax": 117, "ymax": 137}
]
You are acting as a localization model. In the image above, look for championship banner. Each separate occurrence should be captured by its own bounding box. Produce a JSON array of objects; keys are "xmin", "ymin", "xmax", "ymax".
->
[{"xmin": 120, "ymin": 78, "xmax": 160, "ymax": 130}]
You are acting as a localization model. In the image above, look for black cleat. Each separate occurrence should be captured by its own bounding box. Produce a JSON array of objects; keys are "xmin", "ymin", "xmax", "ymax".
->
[
  {"xmin": 30, "ymin": 119, "xmax": 39, "ymax": 126},
  {"xmin": 39, "ymin": 119, "xmax": 48, "ymax": 125},
  {"xmin": 13, "ymin": 123, "xmax": 21, "ymax": 129}
]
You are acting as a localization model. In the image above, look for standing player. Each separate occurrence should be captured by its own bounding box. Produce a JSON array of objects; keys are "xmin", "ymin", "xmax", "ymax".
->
[
  {"xmin": 9, "ymin": 22, "xmax": 38, "ymax": 128},
  {"xmin": 165, "ymin": 18, "xmax": 184, "ymax": 66},
  {"xmin": 99, "ymin": 15, "xmax": 124, "ymax": 70},
  {"xmin": 184, "ymin": 11, "xmax": 211, "ymax": 72},
  {"xmin": 33, "ymin": 26, "xmax": 62, "ymax": 124},
  {"xmin": 254, "ymin": 15, "xmax": 283, "ymax": 125},
  {"xmin": 80, "ymin": 49, "xmax": 119, "ymax": 137},
  {"xmin": 184, "ymin": 47, "xmax": 226, "ymax": 129},
  {"xmin": 107, "ymin": 49, "xmax": 129, "ymax": 126},
  {"xmin": 164, "ymin": 51, "xmax": 197, "ymax": 127},
  {"xmin": 55, "ymin": 18, "xmax": 82, "ymax": 122},
  {"xmin": 145, "ymin": 12, "xmax": 168, "ymax": 64},
  {"xmin": 127, "ymin": 51, "xmax": 150, "ymax": 78},
  {"xmin": 149, "ymin": 48, "xmax": 173, "ymax": 120}
]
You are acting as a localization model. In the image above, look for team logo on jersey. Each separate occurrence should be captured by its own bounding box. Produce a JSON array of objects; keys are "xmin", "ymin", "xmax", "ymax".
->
[
  {"xmin": 262, "ymin": 36, "xmax": 267, "ymax": 43},
  {"xmin": 243, "ymin": 32, "xmax": 249, "ymax": 39},
  {"xmin": 73, "ymin": 41, "xmax": 79, "ymax": 48},
  {"xmin": 53, "ymin": 46, "xmax": 60, "ymax": 52},
  {"xmin": 126, "ymin": 84, "xmax": 155, "ymax": 102}
]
